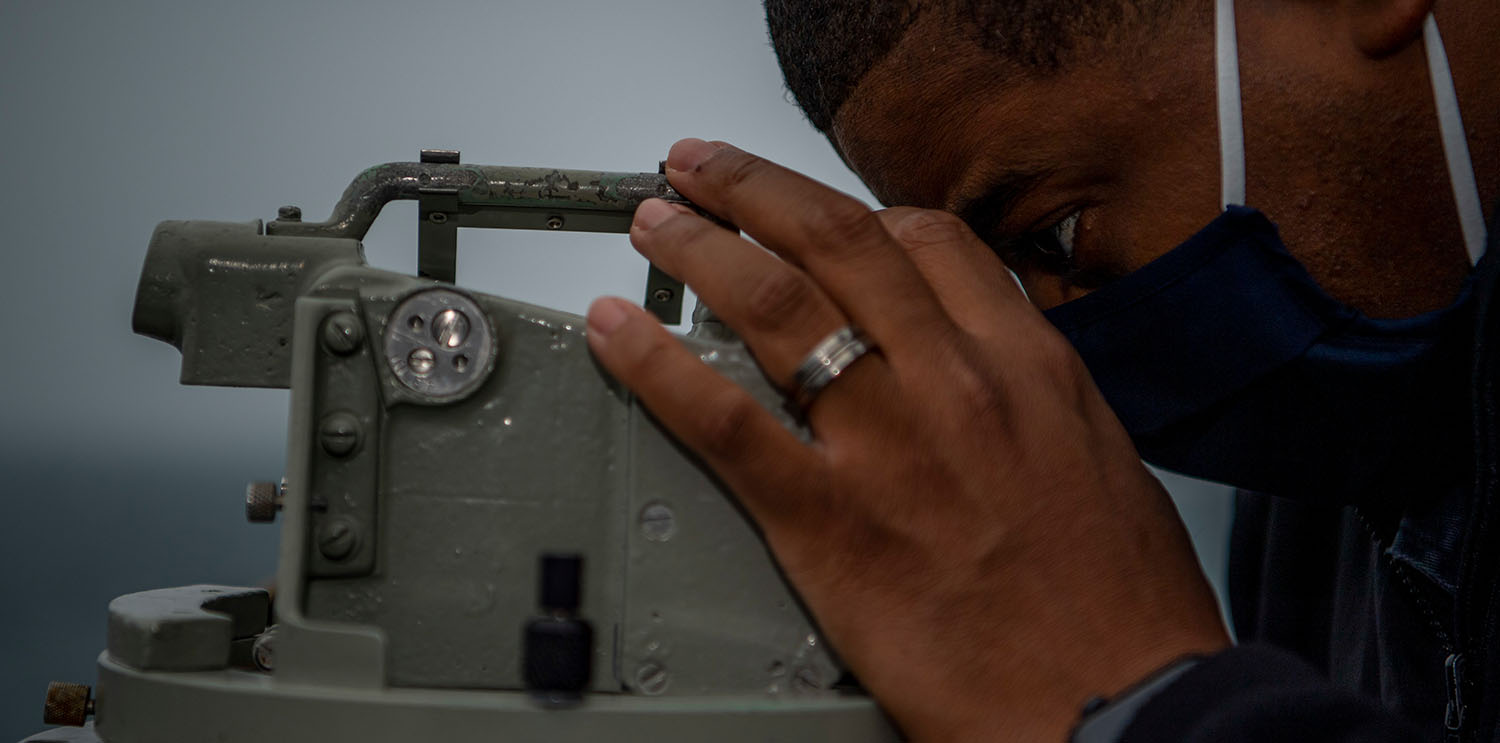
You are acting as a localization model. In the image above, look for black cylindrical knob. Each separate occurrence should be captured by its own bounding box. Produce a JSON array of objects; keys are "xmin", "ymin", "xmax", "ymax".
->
[{"xmin": 524, "ymin": 554, "xmax": 592, "ymax": 702}]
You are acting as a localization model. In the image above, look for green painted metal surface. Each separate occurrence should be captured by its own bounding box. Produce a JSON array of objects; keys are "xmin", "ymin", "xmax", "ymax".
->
[{"xmin": 46, "ymin": 156, "xmax": 903, "ymax": 742}]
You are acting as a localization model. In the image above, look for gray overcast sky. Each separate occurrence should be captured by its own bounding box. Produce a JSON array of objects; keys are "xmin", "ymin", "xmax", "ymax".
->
[
  {"xmin": 0, "ymin": 2, "xmax": 1228, "ymax": 739},
  {"xmin": 0, "ymin": 0, "xmax": 876, "ymax": 463}
]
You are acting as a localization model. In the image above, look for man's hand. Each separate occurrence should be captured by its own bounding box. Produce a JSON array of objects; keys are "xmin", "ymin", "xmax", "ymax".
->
[{"xmin": 585, "ymin": 138, "xmax": 1229, "ymax": 742}]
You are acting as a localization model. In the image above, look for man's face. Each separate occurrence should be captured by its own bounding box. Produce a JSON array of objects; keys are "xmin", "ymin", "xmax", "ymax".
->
[{"xmin": 828, "ymin": 9, "xmax": 1473, "ymax": 317}]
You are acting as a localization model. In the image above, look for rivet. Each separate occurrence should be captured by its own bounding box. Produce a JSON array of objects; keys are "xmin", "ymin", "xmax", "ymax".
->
[
  {"xmin": 408, "ymin": 347, "xmax": 436, "ymax": 375},
  {"xmin": 317, "ymin": 518, "xmax": 360, "ymax": 561},
  {"xmin": 639, "ymin": 502, "xmax": 676, "ymax": 542},
  {"xmin": 634, "ymin": 663, "xmax": 669, "ymax": 695},
  {"xmin": 318, "ymin": 412, "xmax": 362, "ymax": 457},
  {"xmin": 321, "ymin": 312, "xmax": 364, "ymax": 355},
  {"xmin": 432, "ymin": 309, "xmax": 470, "ymax": 348}
]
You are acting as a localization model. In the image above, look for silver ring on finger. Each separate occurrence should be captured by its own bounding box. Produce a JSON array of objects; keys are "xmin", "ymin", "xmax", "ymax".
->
[{"xmin": 791, "ymin": 325, "xmax": 877, "ymax": 410}]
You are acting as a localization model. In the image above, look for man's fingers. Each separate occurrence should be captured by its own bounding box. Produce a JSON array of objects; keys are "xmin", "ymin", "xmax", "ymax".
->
[
  {"xmin": 875, "ymin": 207, "xmax": 1035, "ymax": 333},
  {"xmin": 630, "ymin": 199, "xmax": 853, "ymax": 386},
  {"xmin": 629, "ymin": 199, "xmax": 894, "ymax": 420},
  {"xmin": 663, "ymin": 139, "xmax": 954, "ymax": 353},
  {"xmin": 584, "ymin": 296, "xmax": 822, "ymax": 525}
]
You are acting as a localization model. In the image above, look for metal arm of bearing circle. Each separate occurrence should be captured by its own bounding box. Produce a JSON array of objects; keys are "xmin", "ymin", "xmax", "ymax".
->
[{"xmin": 265, "ymin": 149, "xmax": 705, "ymax": 324}]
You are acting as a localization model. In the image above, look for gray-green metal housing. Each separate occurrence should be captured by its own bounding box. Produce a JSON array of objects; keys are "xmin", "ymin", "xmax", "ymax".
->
[{"xmin": 35, "ymin": 157, "xmax": 900, "ymax": 742}]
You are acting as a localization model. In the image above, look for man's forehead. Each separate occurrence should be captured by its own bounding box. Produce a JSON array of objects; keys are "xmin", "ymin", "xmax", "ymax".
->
[{"xmin": 828, "ymin": 19, "xmax": 1046, "ymax": 210}]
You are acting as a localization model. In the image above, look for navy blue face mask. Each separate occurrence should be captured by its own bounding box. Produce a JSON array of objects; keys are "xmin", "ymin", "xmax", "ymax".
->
[
  {"xmin": 1037, "ymin": 0, "xmax": 1489, "ymax": 501},
  {"xmin": 1044, "ymin": 207, "xmax": 1476, "ymax": 501}
]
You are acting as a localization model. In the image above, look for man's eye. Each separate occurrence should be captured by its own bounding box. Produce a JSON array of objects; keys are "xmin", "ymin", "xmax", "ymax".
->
[
  {"xmin": 1031, "ymin": 211, "xmax": 1081, "ymax": 259},
  {"xmin": 981, "ymin": 210, "xmax": 1085, "ymax": 274}
]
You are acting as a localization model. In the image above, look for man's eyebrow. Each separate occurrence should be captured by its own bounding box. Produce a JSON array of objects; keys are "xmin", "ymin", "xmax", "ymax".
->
[{"xmin": 952, "ymin": 169, "xmax": 1046, "ymax": 239}]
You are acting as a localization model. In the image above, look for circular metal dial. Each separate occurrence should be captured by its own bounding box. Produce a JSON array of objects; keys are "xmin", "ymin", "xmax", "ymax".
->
[{"xmin": 384, "ymin": 289, "xmax": 496, "ymax": 402}]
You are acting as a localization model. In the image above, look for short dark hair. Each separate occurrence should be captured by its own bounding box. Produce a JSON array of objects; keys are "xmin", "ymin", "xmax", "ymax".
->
[{"xmin": 765, "ymin": 1, "xmax": 1173, "ymax": 132}]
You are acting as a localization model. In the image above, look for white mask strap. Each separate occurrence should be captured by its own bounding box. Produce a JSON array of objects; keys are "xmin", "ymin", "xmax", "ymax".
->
[
  {"xmin": 1424, "ymin": 15, "xmax": 1488, "ymax": 265},
  {"xmin": 1218, "ymin": 6, "xmax": 1485, "ymax": 262},
  {"xmin": 1215, "ymin": 0, "xmax": 1247, "ymax": 209}
]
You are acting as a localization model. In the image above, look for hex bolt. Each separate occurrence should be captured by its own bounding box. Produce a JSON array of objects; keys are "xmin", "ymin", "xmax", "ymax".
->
[
  {"xmin": 318, "ymin": 412, "xmax": 362, "ymax": 457},
  {"xmin": 428, "ymin": 212, "xmax": 448, "ymax": 224},
  {"xmin": 277, "ymin": 205, "xmax": 302, "ymax": 222},
  {"xmin": 639, "ymin": 502, "xmax": 676, "ymax": 542},
  {"xmin": 317, "ymin": 518, "xmax": 360, "ymax": 561},
  {"xmin": 545, "ymin": 215, "xmax": 565, "ymax": 230},
  {"xmin": 245, "ymin": 480, "xmax": 285, "ymax": 523},
  {"xmin": 431, "ymin": 309, "xmax": 470, "ymax": 349},
  {"xmin": 43, "ymin": 682, "xmax": 93, "ymax": 726},
  {"xmin": 321, "ymin": 312, "xmax": 364, "ymax": 355},
  {"xmin": 651, "ymin": 287, "xmax": 675, "ymax": 304},
  {"xmin": 634, "ymin": 662, "xmax": 670, "ymax": 696},
  {"xmin": 408, "ymin": 347, "xmax": 437, "ymax": 375}
]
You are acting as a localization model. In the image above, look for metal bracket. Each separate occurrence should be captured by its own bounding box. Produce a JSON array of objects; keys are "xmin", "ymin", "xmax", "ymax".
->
[
  {"xmin": 305, "ymin": 302, "xmax": 382, "ymax": 578},
  {"xmin": 396, "ymin": 150, "xmax": 699, "ymax": 322},
  {"xmin": 644, "ymin": 264, "xmax": 684, "ymax": 324},
  {"xmin": 644, "ymin": 160, "xmax": 688, "ymax": 324},
  {"xmin": 417, "ymin": 149, "xmax": 462, "ymax": 283}
]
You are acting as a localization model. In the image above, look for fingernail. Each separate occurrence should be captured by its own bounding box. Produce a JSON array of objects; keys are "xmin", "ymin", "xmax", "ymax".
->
[
  {"xmin": 634, "ymin": 198, "xmax": 676, "ymax": 230},
  {"xmin": 587, "ymin": 297, "xmax": 631, "ymax": 339},
  {"xmin": 666, "ymin": 138, "xmax": 720, "ymax": 172}
]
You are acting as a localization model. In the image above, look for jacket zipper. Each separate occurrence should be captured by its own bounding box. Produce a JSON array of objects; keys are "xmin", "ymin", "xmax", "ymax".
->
[
  {"xmin": 1354, "ymin": 509, "xmax": 1467, "ymax": 740},
  {"xmin": 1454, "ymin": 236, "xmax": 1500, "ymax": 743},
  {"xmin": 1446, "ymin": 652, "xmax": 1467, "ymax": 743}
]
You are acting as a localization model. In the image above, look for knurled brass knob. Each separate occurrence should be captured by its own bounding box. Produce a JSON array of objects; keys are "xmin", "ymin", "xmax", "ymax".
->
[
  {"xmin": 43, "ymin": 681, "xmax": 93, "ymax": 726},
  {"xmin": 245, "ymin": 480, "xmax": 284, "ymax": 523}
]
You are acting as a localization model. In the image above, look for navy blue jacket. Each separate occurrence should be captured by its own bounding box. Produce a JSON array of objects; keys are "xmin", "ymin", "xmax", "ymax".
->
[{"xmin": 1120, "ymin": 214, "xmax": 1500, "ymax": 743}]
